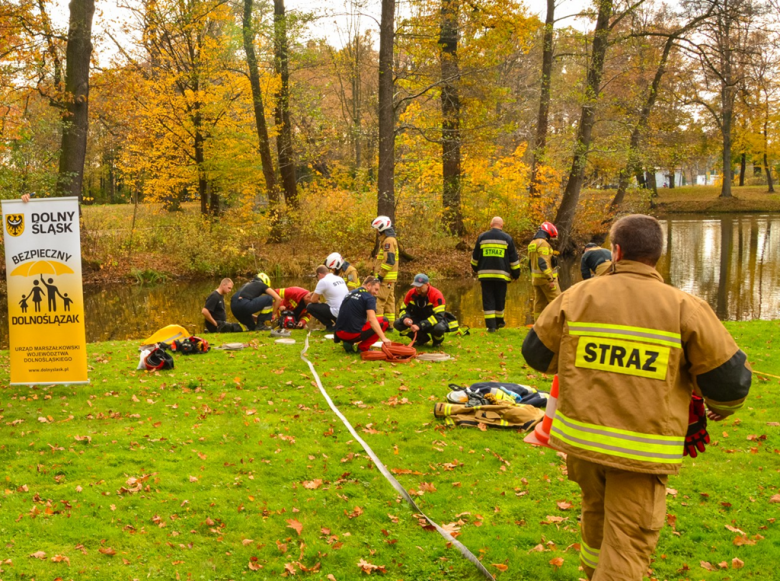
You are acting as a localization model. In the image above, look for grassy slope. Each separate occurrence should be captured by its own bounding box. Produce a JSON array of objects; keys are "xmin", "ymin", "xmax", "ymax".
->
[{"xmin": 0, "ymin": 323, "xmax": 778, "ymax": 580}]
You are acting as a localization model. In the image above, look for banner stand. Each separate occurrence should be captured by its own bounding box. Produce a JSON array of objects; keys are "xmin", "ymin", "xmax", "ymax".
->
[{"xmin": 2, "ymin": 197, "xmax": 89, "ymax": 385}]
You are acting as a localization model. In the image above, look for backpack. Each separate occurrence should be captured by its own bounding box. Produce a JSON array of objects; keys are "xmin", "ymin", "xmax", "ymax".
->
[
  {"xmin": 446, "ymin": 382, "xmax": 548, "ymax": 408},
  {"xmin": 170, "ymin": 336, "xmax": 210, "ymax": 355}
]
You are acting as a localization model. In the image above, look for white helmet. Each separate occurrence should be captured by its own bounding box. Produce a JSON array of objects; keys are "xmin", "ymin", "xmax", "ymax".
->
[
  {"xmin": 371, "ymin": 215, "xmax": 392, "ymax": 232},
  {"xmin": 325, "ymin": 252, "xmax": 344, "ymax": 270},
  {"xmin": 256, "ymin": 272, "xmax": 271, "ymax": 286}
]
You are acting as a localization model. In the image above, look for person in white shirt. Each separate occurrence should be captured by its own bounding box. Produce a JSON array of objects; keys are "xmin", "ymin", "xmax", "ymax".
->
[{"xmin": 306, "ymin": 265, "xmax": 349, "ymax": 331}]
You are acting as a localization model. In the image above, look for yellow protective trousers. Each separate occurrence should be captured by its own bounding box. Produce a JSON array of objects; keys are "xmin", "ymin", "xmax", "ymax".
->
[
  {"xmin": 532, "ymin": 280, "xmax": 560, "ymax": 321},
  {"xmin": 566, "ymin": 455, "xmax": 668, "ymax": 581},
  {"xmin": 376, "ymin": 282, "xmax": 396, "ymax": 323}
]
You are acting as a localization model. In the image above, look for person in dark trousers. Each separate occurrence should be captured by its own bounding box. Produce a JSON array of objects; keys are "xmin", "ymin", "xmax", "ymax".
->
[
  {"xmin": 230, "ymin": 273, "xmax": 282, "ymax": 331},
  {"xmin": 471, "ymin": 216, "xmax": 521, "ymax": 331},
  {"xmin": 203, "ymin": 278, "xmax": 243, "ymax": 332},
  {"xmin": 528, "ymin": 221, "xmax": 561, "ymax": 321},
  {"xmin": 334, "ymin": 276, "xmax": 392, "ymax": 353},
  {"xmin": 394, "ymin": 273, "xmax": 449, "ymax": 346},
  {"xmin": 580, "ymin": 243, "xmax": 613, "ymax": 280},
  {"xmin": 308, "ymin": 265, "xmax": 349, "ymax": 331}
]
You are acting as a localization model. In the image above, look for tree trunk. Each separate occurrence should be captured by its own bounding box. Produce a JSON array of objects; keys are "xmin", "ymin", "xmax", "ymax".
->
[
  {"xmin": 377, "ymin": 0, "xmax": 396, "ymax": 221},
  {"xmin": 554, "ymin": 0, "xmax": 613, "ymax": 253},
  {"xmin": 273, "ymin": 0, "xmax": 298, "ymax": 209},
  {"xmin": 243, "ymin": 0, "xmax": 283, "ymax": 236},
  {"xmin": 440, "ymin": 0, "xmax": 463, "ymax": 236},
  {"xmin": 610, "ymin": 34, "xmax": 674, "ymax": 210},
  {"xmin": 529, "ymin": 0, "xmax": 555, "ymax": 197},
  {"xmin": 739, "ymin": 152, "xmax": 746, "ymax": 186},
  {"xmin": 720, "ymin": 55, "xmax": 734, "ymax": 198},
  {"xmin": 763, "ymin": 118, "xmax": 775, "ymax": 193},
  {"xmin": 668, "ymin": 171, "xmax": 675, "ymax": 189},
  {"xmin": 352, "ymin": 38, "xmax": 362, "ymax": 169},
  {"xmin": 56, "ymin": 0, "xmax": 96, "ymax": 200},
  {"xmin": 194, "ymin": 122, "xmax": 209, "ymax": 215}
]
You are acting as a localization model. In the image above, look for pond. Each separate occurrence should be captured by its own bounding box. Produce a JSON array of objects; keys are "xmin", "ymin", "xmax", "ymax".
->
[{"xmin": 0, "ymin": 213, "xmax": 777, "ymax": 347}]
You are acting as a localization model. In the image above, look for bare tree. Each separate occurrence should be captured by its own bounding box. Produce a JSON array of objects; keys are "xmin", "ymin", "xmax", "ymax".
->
[
  {"xmin": 56, "ymin": 0, "xmax": 96, "ymax": 200},
  {"xmin": 682, "ymin": 0, "xmax": 761, "ymax": 198},
  {"xmin": 242, "ymin": 0, "xmax": 283, "ymax": 234},
  {"xmin": 377, "ymin": 0, "xmax": 395, "ymax": 221},
  {"xmin": 529, "ymin": 0, "xmax": 555, "ymax": 197},
  {"xmin": 440, "ymin": 0, "xmax": 463, "ymax": 235},
  {"xmin": 273, "ymin": 0, "xmax": 298, "ymax": 208}
]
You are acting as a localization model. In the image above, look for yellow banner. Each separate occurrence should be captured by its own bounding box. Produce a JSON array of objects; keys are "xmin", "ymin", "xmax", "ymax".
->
[
  {"xmin": 575, "ymin": 337, "xmax": 669, "ymax": 381},
  {"xmin": 2, "ymin": 197, "xmax": 88, "ymax": 385}
]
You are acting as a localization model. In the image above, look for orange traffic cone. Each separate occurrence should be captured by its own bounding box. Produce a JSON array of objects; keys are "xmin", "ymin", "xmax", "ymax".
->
[{"xmin": 524, "ymin": 375, "xmax": 559, "ymax": 449}]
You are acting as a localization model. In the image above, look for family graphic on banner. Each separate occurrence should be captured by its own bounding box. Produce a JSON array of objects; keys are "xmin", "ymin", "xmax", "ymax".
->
[{"xmin": 1, "ymin": 197, "xmax": 89, "ymax": 385}]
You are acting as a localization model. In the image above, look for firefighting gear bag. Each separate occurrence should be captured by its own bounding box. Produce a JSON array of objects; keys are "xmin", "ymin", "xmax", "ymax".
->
[
  {"xmin": 684, "ymin": 394, "xmax": 710, "ymax": 458},
  {"xmin": 434, "ymin": 400, "xmax": 544, "ymax": 432},
  {"xmin": 143, "ymin": 347, "xmax": 175, "ymax": 371},
  {"xmin": 446, "ymin": 382, "xmax": 548, "ymax": 408},
  {"xmin": 168, "ymin": 336, "xmax": 210, "ymax": 355}
]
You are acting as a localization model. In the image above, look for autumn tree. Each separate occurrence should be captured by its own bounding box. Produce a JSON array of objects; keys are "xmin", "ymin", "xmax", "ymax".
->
[
  {"xmin": 528, "ymin": 0, "xmax": 555, "ymax": 197},
  {"xmin": 273, "ymin": 0, "xmax": 298, "ymax": 208},
  {"xmin": 377, "ymin": 0, "xmax": 396, "ymax": 221}
]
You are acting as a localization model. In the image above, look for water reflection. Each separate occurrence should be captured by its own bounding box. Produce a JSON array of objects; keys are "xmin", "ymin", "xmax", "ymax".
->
[{"xmin": 0, "ymin": 214, "xmax": 777, "ymax": 346}]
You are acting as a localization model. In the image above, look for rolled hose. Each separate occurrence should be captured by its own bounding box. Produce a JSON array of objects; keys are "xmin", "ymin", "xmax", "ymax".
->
[{"xmin": 360, "ymin": 334, "xmax": 417, "ymax": 363}]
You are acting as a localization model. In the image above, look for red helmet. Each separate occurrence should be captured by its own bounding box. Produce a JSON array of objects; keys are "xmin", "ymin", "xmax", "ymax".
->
[{"xmin": 540, "ymin": 222, "xmax": 558, "ymax": 238}]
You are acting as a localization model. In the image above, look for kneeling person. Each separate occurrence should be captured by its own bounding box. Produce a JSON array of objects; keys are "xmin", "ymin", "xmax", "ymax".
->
[
  {"xmin": 308, "ymin": 265, "xmax": 349, "ymax": 331},
  {"xmin": 230, "ymin": 273, "xmax": 282, "ymax": 330},
  {"xmin": 274, "ymin": 286, "xmax": 312, "ymax": 328},
  {"xmin": 335, "ymin": 276, "xmax": 392, "ymax": 353},
  {"xmin": 203, "ymin": 278, "xmax": 243, "ymax": 332},
  {"xmin": 394, "ymin": 273, "xmax": 448, "ymax": 346}
]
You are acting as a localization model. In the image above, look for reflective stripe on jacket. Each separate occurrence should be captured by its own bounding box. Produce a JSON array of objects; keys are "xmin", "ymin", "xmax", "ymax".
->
[
  {"xmin": 398, "ymin": 286, "xmax": 446, "ymax": 331},
  {"xmin": 374, "ymin": 232, "xmax": 399, "ymax": 282},
  {"xmin": 471, "ymin": 228, "xmax": 521, "ymax": 281},
  {"xmin": 522, "ymin": 260, "xmax": 751, "ymax": 475},
  {"xmin": 341, "ymin": 262, "xmax": 360, "ymax": 289}
]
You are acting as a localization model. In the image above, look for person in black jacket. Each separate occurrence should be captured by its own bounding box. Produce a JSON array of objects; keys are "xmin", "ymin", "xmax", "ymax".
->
[
  {"xmin": 470, "ymin": 216, "xmax": 521, "ymax": 332},
  {"xmin": 203, "ymin": 278, "xmax": 243, "ymax": 332},
  {"xmin": 229, "ymin": 273, "xmax": 283, "ymax": 331},
  {"xmin": 580, "ymin": 243, "xmax": 613, "ymax": 280}
]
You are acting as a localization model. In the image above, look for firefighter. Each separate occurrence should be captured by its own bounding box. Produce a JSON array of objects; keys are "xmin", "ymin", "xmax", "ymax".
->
[
  {"xmin": 325, "ymin": 252, "xmax": 360, "ymax": 290},
  {"xmin": 528, "ymin": 221, "xmax": 560, "ymax": 321},
  {"xmin": 273, "ymin": 286, "xmax": 311, "ymax": 328},
  {"xmin": 471, "ymin": 216, "xmax": 521, "ymax": 332},
  {"xmin": 334, "ymin": 276, "xmax": 392, "ymax": 353},
  {"xmin": 522, "ymin": 214, "xmax": 751, "ymax": 581},
  {"xmin": 393, "ymin": 273, "xmax": 449, "ymax": 347},
  {"xmin": 580, "ymin": 243, "xmax": 613, "ymax": 280},
  {"xmin": 230, "ymin": 273, "xmax": 283, "ymax": 331},
  {"xmin": 370, "ymin": 216, "xmax": 398, "ymax": 325}
]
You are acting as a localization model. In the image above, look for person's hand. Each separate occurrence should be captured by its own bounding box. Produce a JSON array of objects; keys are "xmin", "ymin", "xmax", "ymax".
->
[
  {"xmin": 21, "ymin": 194, "xmax": 30, "ymax": 203},
  {"xmin": 381, "ymin": 337, "xmax": 392, "ymax": 344},
  {"xmin": 410, "ymin": 324, "xmax": 420, "ymax": 333},
  {"xmin": 403, "ymin": 318, "xmax": 413, "ymax": 327},
  {"xmin": 296, "ymin": 320, "xmax": 305, "ymax": 329},
  {"xmin": 684, "ymin": 395, "xmax": 710, "ymax": 458},
  {"xmin": 707, "ymin": 410, "xmax": 726, "ymax": 421}
]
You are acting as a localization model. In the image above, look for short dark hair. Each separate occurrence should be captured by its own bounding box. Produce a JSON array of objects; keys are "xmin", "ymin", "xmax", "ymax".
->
[
  {"xmin": 610, "ymin": 214, "xmax": 663, "ymax": 265},
  {"xmin": 315, "ymin": 265, "xmax": 329, "ymax": 276},
  {"xmin": 362, "ymin": 275, "xmax": 379, "ymax": 286}
]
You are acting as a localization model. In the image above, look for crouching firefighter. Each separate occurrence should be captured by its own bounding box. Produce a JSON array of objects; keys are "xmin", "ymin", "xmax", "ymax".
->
[
  {"xmin": 273, "ymin": 286, "xmax": 311, "ymax": 329},
  {"xmin": 394, "ymin": 273, "xmax": 457, "ymax": 347}
]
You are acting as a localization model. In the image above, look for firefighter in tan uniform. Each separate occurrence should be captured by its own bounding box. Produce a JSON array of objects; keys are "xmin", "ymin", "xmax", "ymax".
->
[
  {"xmin": 370, "ymin": 216, "xmax": 398, "ymax": 324},
  {"xmin": 528, "ymin": 221, "xmax": 561, "ymax": 321},
  {"xmin": 522, "ymin": 215, "xmax": 751, "ymax": 581},
  {"xmin": 325, "ymin": 252, "xmax": 360, "ymax": 290}
]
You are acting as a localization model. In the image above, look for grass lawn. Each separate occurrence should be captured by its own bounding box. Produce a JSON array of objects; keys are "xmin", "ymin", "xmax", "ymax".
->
[{"xmin": 0, "ymin": 324, "xmax": 778, "ymax": 580}]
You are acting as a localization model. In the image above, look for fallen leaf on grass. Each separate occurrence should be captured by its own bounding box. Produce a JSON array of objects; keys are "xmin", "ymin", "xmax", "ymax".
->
[
  {"xmin": 733, "ymin": 535, "xmax": 756, "ymax": 546},
  {"xmin": 303, "ymin": 479, "xmax": 323, "ymax": 490},
  {"xmin": 700, "ymin": 561, "xmax": 717, "ymax": 571},
  {"xmin": 718, "ymin": 561, "xmax": 729, "ymax": 569},
  {"xmin": 420, "ymin": 482, "xmax": 437, "ymax": 493},
  {"xmin": 732, "ymin": 557, "xmax": 744, "ymax": 569},
  {"xmin": 287, "ymin": 519, "xmax": 303, "ymax": 536},
  {"xmin": 357, "ymin": 558, "xmax": 386, "ymax": 574},
  {"xmin": 189, "ymin": 476, "xmax": 198, "ymax": 483},
  {"xmin": 276, "ymin": 540, "xmax": 288, "ymax": 554},
  {"xmin": 74, "ymin": 435, "xmax": 91, "ymax": 444},
  {"xmin": 549, "ymin": 557, "xmax": 564, "ymax": 569},
  {"xmin": 51, "ymin": 554, "xmax": 70, "ymax": 565},
  {"xmin": 725, "ymin": 525, "xmax": 745, "ymax": 534},
  {"xmin": 769, "ymin": 494, "xmax": 780, "ymax": 504},
  {"xmin": 529, "ymin": 544, "xmax": 546, "ymax": 553},
  {"xmin": 556, "ymin": 501, "xmax": 573, "ymax": 510},
  {"xmin": 248, "ymin": 556, "xmax": 263, "ymax": 571},
  {"xmin": 347, "ymin": 506, "xmax": 364, "ymax": 519},
  {"xmin": 327, "ymin": 575, "xmax": 336, "ymax": 581},
  {"xmin": 541, "ymin": 515, "xmax": 567, "ymax": 525},
  {"xmin": 666, "ymin": 488, "xmax": 678, "ymax": 496},
  {"xmin": 99, "ymin": 547, "xmax": 116, "ymax": 556},
  {"xmin": 284, "ymin": 562, "xmax": 297, "ymax": 575},
  {"xmin": 242, "ymin": 539, "xmax": 254, "ymax": 546},
  {"xmin": 492, "ymin": 563, "xmax": 508, "ymax": 571},
  {"xmin": 29, "ymin": 551, "xmax": 46, "ymax": 559},
  {"xmin": 666, "ymin": 514, "xmax": 677, "ymax": 530}
]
